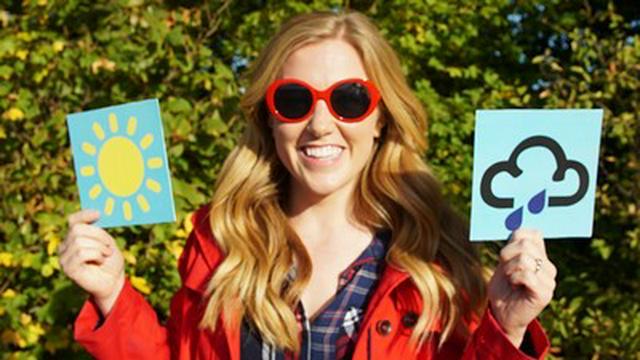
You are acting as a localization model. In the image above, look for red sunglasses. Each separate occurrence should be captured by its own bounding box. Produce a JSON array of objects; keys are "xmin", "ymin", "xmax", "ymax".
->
[{"xmin": 265, "ymin": 78, "xmax": 381, "ymax": 123}]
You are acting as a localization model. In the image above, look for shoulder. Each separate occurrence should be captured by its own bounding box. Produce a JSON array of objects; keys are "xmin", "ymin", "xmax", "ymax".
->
[{"xmin": 178, "ymin": 204, "xmax": 225, "ymax": 293}]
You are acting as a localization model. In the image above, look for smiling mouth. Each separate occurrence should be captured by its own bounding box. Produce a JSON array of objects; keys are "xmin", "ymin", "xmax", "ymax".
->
[{"xmin": 300, "ymin": 145, "xmax": 344, "ymax": 160}]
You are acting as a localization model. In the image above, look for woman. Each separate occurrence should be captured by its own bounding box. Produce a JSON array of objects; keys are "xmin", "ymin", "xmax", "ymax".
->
[{"xmin": 60, "ymin": 10, "xmax": 556, "ymax": 359}]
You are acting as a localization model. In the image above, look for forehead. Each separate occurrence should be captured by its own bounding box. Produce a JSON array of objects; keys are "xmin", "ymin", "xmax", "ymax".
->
[{"xmin": 279, "ymin": 39, "xmax": 368, "ymax": 89}]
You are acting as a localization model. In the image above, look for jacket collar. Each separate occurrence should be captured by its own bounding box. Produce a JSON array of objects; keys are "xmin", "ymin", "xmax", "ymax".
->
[
  {"xmin": 184, "ymin": 206, "xmax": 421, "ymax": 360},
  {"xmin": 185, "ymin": 209, "xmax": 413, "ymax": 297},
  {"xmin": 182, "ymin": 205, "xmax": 223, "ymax": 294}
]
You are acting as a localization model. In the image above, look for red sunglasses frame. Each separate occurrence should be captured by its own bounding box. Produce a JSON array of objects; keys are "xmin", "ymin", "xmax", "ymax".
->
[{"xmin": 265, "ymin": 78, "xmax": 381, "ymax": 123}]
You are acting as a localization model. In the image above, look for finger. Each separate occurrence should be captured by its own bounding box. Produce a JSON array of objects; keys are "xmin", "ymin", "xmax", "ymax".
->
[
  {"xmin": 67, "ymin": 209, "xmax": 100, "ymax": 229},
  {"xmin": 508, "ymin": 268, "xmax": 543, "ymax": 296},
  {"xmin": 503, "ymin": 254, "xmax": 556, "ymax": 280},
  {"xmin": 60, "ymin": 223, "xmax": 113, "ymax": 256},
  {"xmin": 76, "ymin": 237, "xmax": 112, "ymax": 255},
  {"xmin": 512, "ymin": 268, "xmax": 556, "ymax": 305},
  {"xmin": 500, "ymin": 229, "xmax": 546, "ymax": 263},
  {"xmin": 63, "ymin": 247, "xmax": 107, "ymax": 275},
  {"xmin": 74, "ymin": 246, "xmax": 108, "ymax": 265},
  {"xmin": 68, "ymin": 223, "xmax": 115, "ymax": 248},
  {"xmin": 502, "ymin": 253, "xmax": 535, "ymax": 276},
  {"xmin": 512, "ymin": 228, "xmax": 545, "ymax": 252},
  {"xmin": 60, "ymin": 237, "xmax": 112, "ymax": 262}
]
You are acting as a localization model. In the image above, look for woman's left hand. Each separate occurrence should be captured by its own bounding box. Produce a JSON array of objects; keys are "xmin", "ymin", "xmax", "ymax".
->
[{"xmin": 488, "ymin": 228, "xmax": 557, "ymax": 348}]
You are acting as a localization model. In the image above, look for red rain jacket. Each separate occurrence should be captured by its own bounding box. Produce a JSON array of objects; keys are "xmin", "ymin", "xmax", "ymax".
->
[{"xmin": 74, "ymin": 206, "xmax": 549, "ymax": 359}]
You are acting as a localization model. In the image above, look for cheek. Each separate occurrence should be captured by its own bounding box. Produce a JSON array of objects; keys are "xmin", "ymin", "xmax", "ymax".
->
[
  {"xmin": 272, "ymin": 126, "xmax": 300, "ymax": 164},
  {"xmin": 346, "ymin": 122, "xmax": 379, "ymax": 150}
]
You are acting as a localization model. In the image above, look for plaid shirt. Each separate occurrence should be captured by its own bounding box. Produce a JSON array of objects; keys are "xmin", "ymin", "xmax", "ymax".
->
[{"xmin": 241, "ymin": 231, "xmax": 389, "ymax": 360}]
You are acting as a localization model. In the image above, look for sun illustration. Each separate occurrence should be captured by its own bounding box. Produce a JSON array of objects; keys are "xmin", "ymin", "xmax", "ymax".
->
[{"xmin": 79, "ymin": 113, "xmax": 164, "ymax": 221}]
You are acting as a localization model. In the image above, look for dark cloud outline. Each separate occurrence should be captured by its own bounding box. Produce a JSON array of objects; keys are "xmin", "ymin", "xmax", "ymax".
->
[{"xmin": 480, "ymin": 135, "xmax": 589, "ymax": 209}]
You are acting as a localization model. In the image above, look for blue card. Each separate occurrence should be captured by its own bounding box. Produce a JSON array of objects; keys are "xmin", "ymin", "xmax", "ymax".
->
[
  {"xmin": 67, "ymin": 99, "xmax": 176, "ymax": 228},
  {"xmin": 470, "ymin": 109, "xmax": 603, "ymax": 241}
]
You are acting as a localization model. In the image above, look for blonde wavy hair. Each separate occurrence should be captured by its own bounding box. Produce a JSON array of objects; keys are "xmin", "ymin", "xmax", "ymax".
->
[{"xmin": 199, "ymin": 10, "xmax": 487, "ymax": 353}]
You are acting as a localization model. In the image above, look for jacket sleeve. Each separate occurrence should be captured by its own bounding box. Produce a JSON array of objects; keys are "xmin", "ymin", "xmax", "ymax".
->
[
  {"xmin": 455, "ymin": 308, "xmax": 550, "ymax": 360},
  {"xmin": 73, "ymin": 206, "xmax": 219, "ymax": 359},
  {"xmin": 73, "ymin": 275, "xmax": 181, "ymax": 359}
]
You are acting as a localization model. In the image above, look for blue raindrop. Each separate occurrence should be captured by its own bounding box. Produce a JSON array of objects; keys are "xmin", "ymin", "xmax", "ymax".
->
[
  {"xmin": 528, "ymin": 190, "xmax": 546, "ymax": 214},
  {"xmin": 505, "ymin": 206, "xmax": 523, "ymax": 231}
]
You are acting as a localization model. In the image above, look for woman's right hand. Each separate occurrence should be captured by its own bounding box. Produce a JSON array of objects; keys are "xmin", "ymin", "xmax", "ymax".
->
[{"xmin": 59, "ymin": 209, "xmax": 125, "ymax": 316}]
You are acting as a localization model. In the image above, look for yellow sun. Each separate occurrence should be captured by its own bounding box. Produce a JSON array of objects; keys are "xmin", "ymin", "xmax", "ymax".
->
[{"xmin": 79, "ymin": 113, "xmax": 164, "ymax": 221}]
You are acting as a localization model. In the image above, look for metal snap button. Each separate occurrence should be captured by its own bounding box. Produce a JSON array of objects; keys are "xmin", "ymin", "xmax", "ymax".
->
[
  {"xmin": 402, "ymin": 312, "xmax": 418, "ymax": 328},
  {"xmin": 376, "ymin": 319, "xmax": 392, "ymax": 336}
]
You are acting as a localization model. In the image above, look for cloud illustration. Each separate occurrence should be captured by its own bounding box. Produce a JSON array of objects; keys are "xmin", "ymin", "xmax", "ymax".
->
[{"xmin": 480, "ymin": 135, "xmax": 589, "ymax": 209}]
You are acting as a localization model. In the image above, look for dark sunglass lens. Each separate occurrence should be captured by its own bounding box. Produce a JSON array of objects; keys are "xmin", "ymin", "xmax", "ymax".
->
[
  {"xmin": 331, "ymin": 82, "xmax": 371, "ymax": 119},
  {"xmin": 274, "ymin": 84, "xmax": 313, "ymax": 119}
]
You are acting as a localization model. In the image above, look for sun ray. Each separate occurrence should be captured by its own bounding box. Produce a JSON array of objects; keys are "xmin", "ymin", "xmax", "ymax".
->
[
  {"xmin": 127, "ymin": 116, "xmax": 137, "ymax": 136},
  {"xmin": 147, "ymin": 157, "xmax": 162, "ymax": 169},
  {"xmin": 146, "ymin": 179, "xmax": 161, "ymax": 193},
  {"xmin": 92, "ymin": 122, "xmax": 105, "ymax": 140},
  {"xmin": 109, "ymin": 113, "xmax": 118, "ymax": 133},
  {"xmin": 89, "ymin": 184, "xmax": 102, "ymax": 199},
  {"xmin": 82, "ymin": 142, "xmax": 96, "ymax": 156},
  {"xmin": 80, "ymin": 166, "xmax": 95, "ymax": 176},
  {"xmin": 137, "ymin": 194, "xmax": 150, "ymax": 213},
  {"xmin": 104, "ymin": 197, "xmax": 115, "ymax": 216},
  {"xmin": 140, "ymin": 134, "xmax": 153, "ymax": 150},
  {"xmin": 123, "ymin": 201, "xmax": 132, "ymax": 221}
]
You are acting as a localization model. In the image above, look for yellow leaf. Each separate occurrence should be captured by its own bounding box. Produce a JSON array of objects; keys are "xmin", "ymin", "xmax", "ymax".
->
[
  {"xmin": 46, "ymin": 234, "xmax": 61, "ymax": 255},
  {"xmin": 20, "ymin": 313, "xmax": 31, "ymax": 325},
  {"xmin": 0, "ymin": 252, "xmax": 13, "ymax": 267},
  {"xmin": 41, "ymin": 264, "xmax": 54, "ymax": 277},
  {"xmin": 0, "ymin": 11, "xmax": 9, "ymax": 28},
  {"xmin": 2, "ymin": 289, "xmax": 16, "ymax": 298},
  {"xmin": 49, "ymin": 256, "xmax": 60, "ymax": 270},
  {"xmin": 91, "ymin": 58, "xmax": 116, "ymax": 74},
  {"xmin": 550, "ymin": 62, "xmax": 563, "ymax": 72},
  {"xmin": 0, "ymin": 306, "xmax": 4, "ymax": 316},
  {"xmin": 15, "ymin": 50, "xmax": 28, "ymax": 60},
  {"xmin": 0, "ymin": 126, "xmax": 5, "ymax": 139},
  {"xmin": 16, "ymin": 32, "xmax": 32, "ymax": 42},
  {"xmin": 25, "ymin": 324, "xmax": 45, "ymax": 344},
  {"xmin": 122, "ymin": 250, "xmax": 137, "ymax": 265},
  {"xmin": 130, "ymin": 275, "xmax": 151, "ymax": 294},
  {"xmin": 166, "ymin": 240, "xmax": 184, "ymax": 261},
  {"xmin": 37, "ymin": 0, "xmax": 47, "ymax": 6},
  {"xmin": 16, "ymin": 332, "xmax": 26, "ymax": 348},
  {"xmin": 52, "ymin": 40, "xmax": 64, "ymax": 53},
  {"xmin": 184, "ymin": 212, "xmax": 194, "ymax": 233},
  {"xmin": 33, "ymin": 68, "xmax": 49, "ymax": 83},
  {"xmin": 21, "ymin": 255, "xmax": 32, "ymax": 268},
  {"xmin": 2, "ymin": 107, "xmax": 25, "ymax": 121}
]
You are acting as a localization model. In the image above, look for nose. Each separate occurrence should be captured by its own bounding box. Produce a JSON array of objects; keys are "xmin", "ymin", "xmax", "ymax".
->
[{"xmin": 305, "ymin": 99, "xmax": 335, "ymax": 137}]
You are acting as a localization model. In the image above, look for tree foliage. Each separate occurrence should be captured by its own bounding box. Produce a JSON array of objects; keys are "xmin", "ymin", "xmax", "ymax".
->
[{"xmin": 0, "ymin": 0, "xmax": 637, "ymax": 358}]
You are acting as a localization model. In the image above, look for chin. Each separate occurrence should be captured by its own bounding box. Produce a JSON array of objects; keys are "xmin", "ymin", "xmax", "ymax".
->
[{"xmin": 299, "ymin": 175, "xmax": 355, "ymax": 199}]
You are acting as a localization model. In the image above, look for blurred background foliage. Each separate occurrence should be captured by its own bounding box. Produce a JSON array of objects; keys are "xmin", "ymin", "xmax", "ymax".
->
[{"xmin": 0, "ymin": 0, "xmax": 638, "ymax": 358}]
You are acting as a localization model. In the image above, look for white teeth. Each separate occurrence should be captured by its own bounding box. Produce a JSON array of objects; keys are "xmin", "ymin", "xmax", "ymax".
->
[{"xmin": 302, "ymin": 146, "xmax": 342, "ymax": 159}]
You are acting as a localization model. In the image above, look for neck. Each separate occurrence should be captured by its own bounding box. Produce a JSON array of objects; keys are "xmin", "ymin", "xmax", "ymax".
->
[{"xmin": 286, "ymin": 180, "xmax": 369, "ymax": 246}]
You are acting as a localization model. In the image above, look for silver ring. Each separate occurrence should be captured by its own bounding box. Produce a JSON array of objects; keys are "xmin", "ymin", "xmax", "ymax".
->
[{"xmin": 534, "ymin": 258, "xmax": 543, "ymax": 274}]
